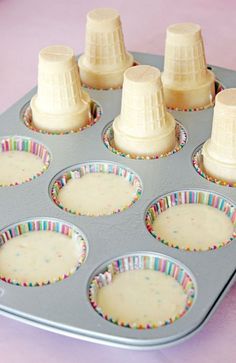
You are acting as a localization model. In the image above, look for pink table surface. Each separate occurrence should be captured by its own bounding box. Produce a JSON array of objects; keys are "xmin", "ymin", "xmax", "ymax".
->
[{"xmin": 0, "ymin": 0, "xmax": 235, "ymax": 362}]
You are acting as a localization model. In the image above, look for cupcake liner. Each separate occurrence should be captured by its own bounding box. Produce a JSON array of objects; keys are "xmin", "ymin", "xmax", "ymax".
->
[
  {"xmin": 167, "ymin": 80, "xmax": 224, "ymax": 112},
  {"xmin": 21, "ymin": 100, "xmax": 102, "ymax": 135},
  {"xmin": 193, "ymin": 145, "xmax": 236, "ymax": 188},
  {"xmin": 81, "ymin": 61, "xmax": 139, "ymax": 91},
  {"xmin": 89, "ymin": 254, "xmax": 195, "ymax": 329},
  {"xmin": 103, "ymin": 121, "xmax": 187, "ymax": 160},
  {"xmin": 0, "ymin": 136, "xmax": 50, "ymax": 187},
  {"xmin": 51, "ymin": 162, "xmax": 142, "ymax": 216},
  {"xmin": 145, "ymin": 190, "xmax": 236, "ymax": 251},
  {"xmin": 0, "ymin": 218, "xmax": 88, "ymax": 286}
]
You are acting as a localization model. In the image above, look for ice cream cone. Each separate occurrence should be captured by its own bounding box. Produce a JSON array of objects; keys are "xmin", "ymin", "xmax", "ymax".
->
[
  {"xmin": 78, "ymin": 8, "xmax": 134, "ymax": 89},
  {"xmin": 162, "ymin": 23, "xmax": 215, "ymax": 109},
  {"xmin": 202, "ymin": 88, "xmax": 236, "ymax": 182},
  {"xmin": 31, "ymin": 45, "xmax": 91, "ymax": 132},
  {"xmin": 113, "ymin": 65, "xmax": 176, "ymax": 156}
]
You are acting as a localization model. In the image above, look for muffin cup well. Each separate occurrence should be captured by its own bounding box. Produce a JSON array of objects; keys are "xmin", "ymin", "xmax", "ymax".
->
[
  {"xmin": 103, "ymin": 121, "xmax": 187, "ymax": 160},
  {"xmin": 50, "ymin": 162, "xmax": 142, "ymax": 216},
  {"xmin": 0, "ymin": 136, "xmax": 50, "ymax": 186},
  {"xmin": 89, "ymin": 253, "xmax": 195, "ymax": 329},
  {"xmin": 21, "ymin": 100, "xmax": 102, "ymax": 135},
  {"xmin": 146, "ymin": 190, "xmax": 236, "ymax": 251},
  {"xmin": 0, "ymin": 218, "xmax": 88, "ymax": 286}
]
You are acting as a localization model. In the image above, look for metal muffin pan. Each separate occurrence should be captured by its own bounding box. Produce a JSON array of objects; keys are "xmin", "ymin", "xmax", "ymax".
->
[{"xmin": 0, "ymin": 52, "xmax": 235, "ymax": 349}]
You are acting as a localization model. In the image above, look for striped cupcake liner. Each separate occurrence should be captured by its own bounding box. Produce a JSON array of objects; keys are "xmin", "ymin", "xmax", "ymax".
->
[
  {"xmin": 82, "ymin": 61, "xmax": 139, "ymax": 90},
  {"xmin": 21, "ymin": 100, "xmax": 102, "ymax": 135},
  {"xmin": 103, "ymin": 121, "xmax": 187, "ymax": 160},
  {"xmin": 193, "ymin": 146, "xmax": 236, "ymax": 188},
  {"xmin": 145, "ymin": 190, "xmax": 236, "ymax": 251},
  {"xmin": 89, "ymin": 254, "xmax": 195, "ymax": 329},
  {"xmin": 0, "ymin": 136, "xmax": 50, "ymax": 187},
  {"xmin": 167, "ymin": 80, "xmax": 224, "ymax": 112},
  {"xmin": 0, "ymin": 218, "xmax": 88, "ymax": 287},
  {"xmin": 51, "ymin": 162, "xmax": 142, "ymax": 216}
]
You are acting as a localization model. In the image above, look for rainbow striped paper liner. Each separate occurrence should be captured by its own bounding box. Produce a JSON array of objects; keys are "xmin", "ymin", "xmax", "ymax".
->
[
  {"xmin": 51, "ymin": 162, "xmax": 142, "ymax": 216},
  {"xmin": 21, "ymin": 100, "xmax": 102, "ymax": 135},
  {"xmin": 82, "ymin": 61, "xmax": 139, "ymax": 90},
  {"xmin": 167, "ymin": 80, "xmax": 224, "ymax": 112},
  {"xmin": 193, "ymin": 146, "xmax": 236, "ymax": 188},
  {"xmin": 103, "ymin": 121, "xmax": 187, "ymax": 160},
  {"xmin": 89, "ymin": 254, "xmax": 195, "ymax": 329},
  {"xmin": 0, "ymin": 136, "xmax": 50, "ymax": 187},
  {"xmin": 0, "ymin": 218, "xmax": 87, "ymax": 287},
  {"xmin": 145, "ymin": 190, "xmax": 236, "ymax": 251}
]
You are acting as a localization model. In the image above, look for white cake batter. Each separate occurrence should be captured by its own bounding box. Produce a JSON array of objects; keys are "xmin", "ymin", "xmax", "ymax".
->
[
  {"xmin": 58, "ymin": 172, "xmax": 137, "ymax": 216},
  {"xmin": 0, "ymin": 151, "xmax": 45, "ymax": 185},
  {"xmin": 152, "ymin": 203, "xmax": 234, "ymax": 250},
  {"xmin": 96, "ymin": 269, "xmax": 187, "ymax": 325},
  {"xmin": 0, "ymin": 230, "xmax": 83, "ymax": 284}
]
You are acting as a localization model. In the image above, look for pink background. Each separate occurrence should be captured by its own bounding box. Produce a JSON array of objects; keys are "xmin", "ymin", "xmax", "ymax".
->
[{"xmin": 0, "ymin": 0, "xmax": 235, "ymax": 362}]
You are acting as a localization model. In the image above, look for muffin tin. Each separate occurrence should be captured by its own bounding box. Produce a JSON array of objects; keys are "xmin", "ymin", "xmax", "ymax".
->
[{"xmin": 0, "ymin": 52, "xmax": 235, "ymax": 349}]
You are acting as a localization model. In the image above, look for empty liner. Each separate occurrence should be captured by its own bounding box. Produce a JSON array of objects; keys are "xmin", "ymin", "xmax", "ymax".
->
[
  {"xmin": 103, "ymin": 121, "xmax": 187, "ymax": 160},
  {"xmin": 0, "ymin": 219, "xmax": 87, "ymax": 286},
  {"xmin": 193, "ymin": 144, "xmax": 236, "ymax": 189},
  {"xmin": 89, "ymin": 254, "xmax": 195, "ymax": 329},
  {"xmin": 0, "ymin": 136, "xmax": 50, "ymax": 186},
  {"xmin": 21, "ymin": 100, "xmax": 102, "ymax": 135},
  {"xmin": 146, "ymin": 190, "xmax": 236, "ymax": 251},
  {"xmin": 51, "ymin": 162, "xmax": 142, "ymax": 216},
  {"xmin": 166, "ymin": 79, "xmax": 224, "ymax": 112}
]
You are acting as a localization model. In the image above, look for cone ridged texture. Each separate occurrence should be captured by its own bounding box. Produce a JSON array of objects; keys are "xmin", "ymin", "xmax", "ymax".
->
[
  {"xmin": 113, "ymin": 65, "xmax": 176, "ymax": 156},
  {"xmin": 31, "ymin": 45, "xmax": 90, "ymax": 132},
  {"xmin": 78, "ymin": 8, "xmax": 133, "ymax": 89},
  {"xmin": 162, "ymin": 23, "xmax": 215, "ymax": 109}
]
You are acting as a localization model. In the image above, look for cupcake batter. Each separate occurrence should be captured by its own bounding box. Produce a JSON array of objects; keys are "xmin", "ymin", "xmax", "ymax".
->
[
  {"xmin": 96, "ymin": 269, "xmax": 187, "ymax": 325},
  {"xmin": 57, "ymin": 172, "xmax": 137, "ymax": 216},
  {"xmin": 0, "ymin": 151, "xmax": 45, "ymax": 185},
  {"xmin": 0, "ymin": 230, "xmax": 83, "ymax": 284},
  {"xmin": 152, "ymin": 203, "xmax": 234, "ymax": 250}
]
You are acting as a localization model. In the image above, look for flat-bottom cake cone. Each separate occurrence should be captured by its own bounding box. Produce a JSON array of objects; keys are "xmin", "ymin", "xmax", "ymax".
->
[
  {"xmin": 113, "ymin": 112, "xmax": 176, "ymax": 157},
  {"xmin": 202, "ymin": 140, "xmax": 236, "ymax": 183},
  {"xmin": 31, "ymin": 91, "xmax": 91, "ymax": 132}
]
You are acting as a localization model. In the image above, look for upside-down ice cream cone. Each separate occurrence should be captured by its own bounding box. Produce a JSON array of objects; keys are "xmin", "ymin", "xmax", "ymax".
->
[
  {"xmin": 78, "ymin": 8, "xmax": 134, "ymax": 89},
  {"xmin": 31, "ymin": 45, "xmax": 91, "ymax": 132},
  {"xmin": 162, "ymin": 23, "xmax": 215, "ymax": 109},
  {"xmin": 113, "ymin": 65, "xmax": 176, "ymax": 156}
]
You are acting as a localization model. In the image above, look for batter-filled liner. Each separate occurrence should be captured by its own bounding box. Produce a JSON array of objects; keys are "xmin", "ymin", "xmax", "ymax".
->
[
  {"xmin": 0, "ymin": 218, "xmax": 87, "ymax": 286},
  {"xmin": 89, "ymin": 254, "xmax": 195, "ymax": 329},
  {"xmin": 145, "ymin": 190, "xmax": 236, "ymax": 251},
  {"xmin": 51, "ymin": 162, "xmax": 142, "ymax": 216},
  {"xmin": 0, "ymin": 136, "xmax": 50, "ymax": 186},
  {"xmin": 103, "ymin": 121, "xmax": 187, "ymax": 160},
  {"xmin": 21, "ymin": 100, "xmax": 102, "ymax": 135}
]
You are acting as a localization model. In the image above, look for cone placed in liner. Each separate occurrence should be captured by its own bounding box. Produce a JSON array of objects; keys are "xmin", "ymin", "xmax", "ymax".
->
[
  {"xmin": 78, "ymin": 8, "xmax": 134, "ymax": 89},
  {"xmin": 202, "ymin": 88, "xmax": 236, "ymax": 182},
  {"xmin": 162, "ymin": 23, "xmax": 215, "ymax": 109},
  {"xmin": 113, "ymin": 65, "xmax": 176, "ymax": 156},
  {"xmin": 31, "ymin": 45, "xmax": 91, "ymax": 132}
]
